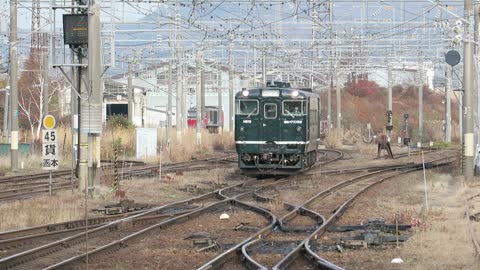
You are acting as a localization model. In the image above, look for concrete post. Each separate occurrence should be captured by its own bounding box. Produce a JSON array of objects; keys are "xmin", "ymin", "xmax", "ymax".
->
[
  {"xmin": 3, "ymin": 88, "xmax": 8, "ymax": 143},
  {"xmin": 201, "ymin": 68, "xmax": 205, "ymax": 123},
  {"xmin": 446, "ymin": 65, "xmax": 452, "ymax": 143},
  {"xmin": 418, "ymin": 55, "xmax": 424, "ymax": 142},
  {"xmin": 167, "ymin": 59, "xmax": 172, "ymax": 146},
  {"xmin": 9, "ymin": 0, "xmax": 19, "ymax": 171},
  {"xmin": 42, "ymin": 52, "xmax": 49, "ymax": 117},
  {"xmin": 176, "ymin": 54, "xmax": 182, "ymax": 137},
  {"xmin": 335, "ymin": 75, "xmax": 342, "ymax": 134},
  {"xmin": 84, "ymin": 0, "xmax": 102, "ymax": 191},
  {"xmin": 127, "ymin": 62, "xmax": 133, "ymax": 123},
  {"xmin": 387, "ymin": 64, "xmax": 393, "ymax": 138},
  {"xmin": 464, "ymin": 0, "xmax": 475, "ymax": 179},
  {"xmin": 229, "ymin": 44, "xmax": 234, "ymax": 132},
  {"xmin": 217, "ymin": 63, "xmax": 223, "ymax": 133},
  {"xmin": 196, "ymin": 51, "xmax": 202, "ymax": 145}
]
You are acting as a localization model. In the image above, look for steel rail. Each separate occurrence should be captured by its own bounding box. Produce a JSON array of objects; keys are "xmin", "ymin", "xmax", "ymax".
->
[
  {"xmin": 465, "ymin": 193, "xmax": 480, "ymax": 257},
  {"xmin": 46, "ymin": 192, "xmax": 276, "ymax": 269},
  {"xmin": 0, "ymin": 154, "xmax": 237, "ymax": 202},
  {"xmin": 274, "ymin": 154, "xmax": 458, "ymax": 270},
  {"xmin": 0, "ymin": 181, "xmax": 79, "ymax": 201},
  {"xmin": 0, "ymin": 178, "xmax": 270, "ymax": 269},
  {"xmin": 317, "ymin": 149, "xmax": 344, "ymax": 166},
  {"xmin": 240, "ymin": 167, "xmax": 411, "ymax": 268},
  {"xmin": 0, "ymin": 187, "xmax": 226, "ymax": 269},
  {"xmin": 200, "ymin": 151, "xmax": 345, "ymax": 270},
  {"xmin": 0, "ymin": 208, "xmax": 198, "ymax": 253}
]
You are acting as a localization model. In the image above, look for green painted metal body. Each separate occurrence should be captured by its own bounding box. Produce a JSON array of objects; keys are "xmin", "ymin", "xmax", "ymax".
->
[{"xmin": 235, "ymin": 87, "xmax": 321, "ymax": 174}]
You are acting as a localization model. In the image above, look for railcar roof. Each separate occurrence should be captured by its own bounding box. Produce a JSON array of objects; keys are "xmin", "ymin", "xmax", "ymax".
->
[{"xmin": 235, "ymin": 87, "xmax": 319, "ymax": 98}]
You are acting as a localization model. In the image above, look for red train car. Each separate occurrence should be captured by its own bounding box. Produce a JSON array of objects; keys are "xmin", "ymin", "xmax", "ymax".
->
[{"xmin": 187, "ymin": 106, "xmax": 224, "ymax": 133}]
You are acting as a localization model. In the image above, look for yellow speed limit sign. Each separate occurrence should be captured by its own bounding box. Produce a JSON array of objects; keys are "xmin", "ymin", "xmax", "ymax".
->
[{"xmin": 43, "ymin": 115, "xmax": 56, "ymax": 130}]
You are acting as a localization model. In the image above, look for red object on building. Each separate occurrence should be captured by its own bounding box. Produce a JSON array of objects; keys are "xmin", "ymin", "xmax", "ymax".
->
[{"xmin": 187, "ymin": 106, "xmax": 223, "ymax": 133}]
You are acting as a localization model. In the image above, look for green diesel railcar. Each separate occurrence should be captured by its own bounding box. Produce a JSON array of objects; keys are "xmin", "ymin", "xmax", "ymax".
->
[{"xmin": 235, "ymin": 87, "xmax": 321, "ymax": 175}]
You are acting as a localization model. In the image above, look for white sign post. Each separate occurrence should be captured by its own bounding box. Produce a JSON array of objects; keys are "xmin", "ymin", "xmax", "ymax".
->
[{"xmin": 42, "ymin": 115, "xmax": 59, "ymax": 196}]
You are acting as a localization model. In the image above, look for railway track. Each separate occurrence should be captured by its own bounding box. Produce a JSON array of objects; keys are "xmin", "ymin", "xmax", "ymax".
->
[
  {"xmin": 0, "ymin": 178, "xmax": 279, "ymax": 269},
  {"xmin": 0, "ymin": 150, "xmax": 342, "ymax": 269},
  {"xmin": 196, "ymin": 152, "xmax": 458, "ymax": 269},
  {"xmin": 465, "ymin": 193, "xmax": 480, "ymax": 258},
  {"xmin": 1, "ymin": 149, "xmax": 454, "ymax": 269},
  {"xmin": 0, "ymin": 153, "xmax": 237, "ymax": 202}
]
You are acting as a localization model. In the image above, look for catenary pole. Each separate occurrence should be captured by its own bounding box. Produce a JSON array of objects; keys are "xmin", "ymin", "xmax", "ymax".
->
[
  {"xmin": 196, "ymin": 50, "xmax": 202, "ymax": 145},
  {"xmin": 446, "ymin": 65, "xmax": 452, "ymax": 143},
  {"xmin": 9, "ymin": 0, "xmax": 19, "ymax": 171},
  {"xmin": 464, "ymin": 0, "xmax": 475, "ymax": 179},
  {"xmin": 229, "ymin": 44, "xmax": 234, "ymax": 132}
]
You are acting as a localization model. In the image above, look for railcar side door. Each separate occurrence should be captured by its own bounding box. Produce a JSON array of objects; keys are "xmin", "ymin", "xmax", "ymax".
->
[{"xmin": 261, "ymin": 102, "xmax": 280, "ymax": 143}]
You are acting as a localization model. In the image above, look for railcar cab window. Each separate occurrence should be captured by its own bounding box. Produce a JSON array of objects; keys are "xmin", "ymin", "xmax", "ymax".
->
[
  {"xmin": 187, "ymin": 109, "xmax": 196, "ymax": 118},
  {"xmin": 264, "ymin": 103, "xmax": 277, "ymax": 119},
  {"xmin": 236, "ymin": 100, "xmax": 259, "ymax": 117},
  {"xmin": 283, "ymin": 100, "xmax": 306, "ymax": 116}
]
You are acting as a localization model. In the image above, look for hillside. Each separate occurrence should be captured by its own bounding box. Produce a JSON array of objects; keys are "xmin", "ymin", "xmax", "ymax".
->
[{"xmin": 320, "ymin": 79, "xmax": 460, "ymax": 143}]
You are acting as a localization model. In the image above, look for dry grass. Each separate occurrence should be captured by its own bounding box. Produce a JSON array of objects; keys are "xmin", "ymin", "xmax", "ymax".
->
[
  {"xmin": 3, "ymin": 126, "xmax": 234, "ymax": 169},
  {"xmin": 323, "ymin": 129, "xmax": 343, "ymax": 149},
  {"xmin": 0, "ymin": 167, "xmax": 235, "ymax": 231},
  {"xmin": 91, "ymin": 126, "xmax": 233, "ymax": 163},
  {"xmin": 0, "ymin": 151, "xmax": 73, "ymax": 175},
  {"xmin": 376, "ymin": 173, "xmax": 477, "ymax": 269},
  {"xmin": 0, "ymin": 191, "xmax": 101, "ymax": 231}
]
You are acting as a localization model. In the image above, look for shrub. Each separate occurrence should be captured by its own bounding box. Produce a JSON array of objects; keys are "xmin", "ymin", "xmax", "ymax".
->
[{"xmin": 106, "ymin": 115, "xmax": 135, "ymax": 130}]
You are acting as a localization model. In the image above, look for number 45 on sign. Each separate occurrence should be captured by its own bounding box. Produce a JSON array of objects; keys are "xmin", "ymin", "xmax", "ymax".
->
[{"xmin": 42, "ymin": 129, "xmax": 59, "ymax": 170}]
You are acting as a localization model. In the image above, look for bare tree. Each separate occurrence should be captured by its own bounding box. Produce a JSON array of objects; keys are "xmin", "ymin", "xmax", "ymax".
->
[{"xmin": 18, "ymin": 54, "xmax": 57, "ymax": 141}]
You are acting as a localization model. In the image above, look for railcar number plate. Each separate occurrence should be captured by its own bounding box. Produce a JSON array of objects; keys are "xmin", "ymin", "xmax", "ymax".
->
[{"xmin": 284, "ymin": 120, "xmax": 302, "ymax": 124}]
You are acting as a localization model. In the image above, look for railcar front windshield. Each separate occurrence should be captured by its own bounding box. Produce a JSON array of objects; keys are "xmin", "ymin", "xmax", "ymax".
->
[
  {"xmin": 282, "ymin": 100, "xmax": 306, "ymax": 116},
  {"xmin": 187, "ymin": 109, "xmax": 196, "ymax": 119},
  {"xmin": 236, "ymin": 100, "xmax": 259, "ymax": 116}
]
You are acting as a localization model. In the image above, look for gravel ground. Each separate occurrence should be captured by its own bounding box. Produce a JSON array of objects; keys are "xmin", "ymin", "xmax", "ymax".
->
[{"xmin": 3, "ymin": 147, "xmax": 474, "ymax": 270}]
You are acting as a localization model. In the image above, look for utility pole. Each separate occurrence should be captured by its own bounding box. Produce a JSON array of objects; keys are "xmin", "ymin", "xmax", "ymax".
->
[
  {"xmin": 79, "ymin": 0, "xmax": 102, "ymax": 192},
  {"xmin": 176, "ymin": 54, "xmax": 182, "ymax": 137},
  {"xmin": 229, "ymin": 44, "xmax": 234, "ymax": 132},
  {"xmin": 327, "ymin": 0, "xmax": 333, "ymax": 131},
  {"xmin": 127, "ymin": 61, "xmax": 133, "ymax": 123},
  {"xmin": 417, "ymin": 53, "xmax": 424, "ymax": 142},
  {"xmin": 387, "ymin": 64, "xmax": 393, "ymax": 138},
  {"xmin": 328, "ymin": 75, "xmax": 332, "ymax": 130},
  {"xmin": 9, "ymin": 0, "xmax": 19, "ymax": 171},
  {"xmin": 464, "ymin": 0, "xmax": 475, "ymax": 179},
  {"xmin": 335, "ymin": 75, "xmax": 342, "ymax": 132},
  {"xmin": 167, "ymin": 59, "xmax": 172, "ymax": 146},
  {"xmin": 445, "ymin": 65, "xmax": 452, "ymax": 143},
  {"xmin": 3, "ymin": 87, "xmax": 8, "ymax": 143},
  {"xmin": 200, "ymin": 68, "xmax": 205, "ymax": 123},
  {"xmin": 262, "ymin": 48, "xmax": 266, "ymax": 85},
  {"xmin": 217, "ymin": 62, "xmax": 223, "ymax": 134},
  {"xmin": 42, "ymin": 52, "xmax": 49, "ymax": 116},
  {"xmin": 196, "ymin": 50, "xmax": 202, "ymax": 145}
]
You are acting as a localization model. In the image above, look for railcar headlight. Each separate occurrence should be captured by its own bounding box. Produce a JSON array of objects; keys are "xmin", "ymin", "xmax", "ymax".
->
[
  {"xmin": 296, "ymin": 126, "xmax": 302, "ymax": 132},
  {"xmin": 292, "ymin": 90, "xmax": 299, "ymax": 97},
  {"xmin": 242, "ymin": 90, "xmax": 249, "ymax": 96},
  {"xmin": 240, "ymin": 126, "xmax": 245, "ymax": 132}
]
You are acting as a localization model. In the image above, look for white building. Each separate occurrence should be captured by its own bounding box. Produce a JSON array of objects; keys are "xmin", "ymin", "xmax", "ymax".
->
[{"xmin": 108, "ymin": 61, "xmax": 249, "ymax": 130}]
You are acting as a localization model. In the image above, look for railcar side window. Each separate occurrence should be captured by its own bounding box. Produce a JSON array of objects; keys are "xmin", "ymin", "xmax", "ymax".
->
[
  {"xmin": 283, "ymin": 100, "xmax": 306, "ymax": 116},
  {"xmin": 264, "ymin": 103, "xmax": 277, "ymax": 119},
  {"xmin": 236, "ymin": 100, "xmax": 259, "ymax": 116}
]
